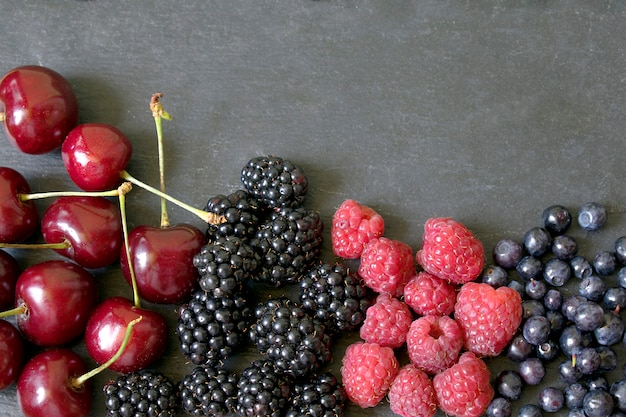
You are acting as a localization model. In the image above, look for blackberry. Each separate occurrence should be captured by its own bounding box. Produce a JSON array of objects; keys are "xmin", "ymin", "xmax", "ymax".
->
[
  {"xmin": 236, "ymin": 359, "xmax": 293, "ymax": 417},
  {"xmin": 193, "ymin": 235, "xmax": 259, "ymax": 296},
  {"xmin": 204, "ymin": 189, "xmax": 263, "ymax": 241},
  {"xmin": 249, "ymin": 297, "xmax": 332, "ymax": 377},
  {"xmin": 103, "ymin": 370, "xmax": 177, "ymax": 417},
  {"xmin": 285, "ymin": 372, "xmax": 346, "ymax": 417},
  {"xmin": 300, "ymin": 262, "xmax": 373, "ymax": 334},
  {"xmin": 177, "ymin": 289, "xmax": 251, "ymax": 366},
  {"xmin": 178, "ymin": 366, "xmax": 238, "ymax": 417},
  {"xmin": 241, "ymin": 155, "xmax": 308, "ymax": 209},
  {"xmin": 251, "ymin": 207, "xmax": 323, "ymax": 286}
]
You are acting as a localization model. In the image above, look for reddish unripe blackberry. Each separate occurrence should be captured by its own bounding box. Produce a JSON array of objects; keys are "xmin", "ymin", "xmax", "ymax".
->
[
  {"xmin": 103, "ymin": 370, "xmax": 178, "ymax": 417},
  {"xmin": 403, "ymin": 271, "xmax": 456, "ymax": 316},
  {"xmin": 406, "ymin": 315, "xmax": 462, "ymax": 375},
  {"xmin": 236, "ymin": 359, "xmax": 293, "ymax": 417},
  {"xmin": 388, "ymin": 364, "xmax": 437, "ymax": 417},
  {"xmin": 359, "ymin": 293, "xmax": 412, "ymax": 348},
  {"xmin": 285, "ymin": 372, "xmax": 346, "ymax": 417},
  {"xmin": 299, "ymin": 262, "xmax": 373, "ymax": 334},
  {"xmin": 178, "ymin": 366, "xmax": 238, "ymax": 417},
  {"xmin": 358, "ymin": 237, "xmax": 415, "ymax": 297},
  {"xmin": 331, "ymin": 199, "xmax": 384, "ymax": 259},
  {"xmin": 204, "ymin": 189, "xmax": 263, "ymax": 241}
]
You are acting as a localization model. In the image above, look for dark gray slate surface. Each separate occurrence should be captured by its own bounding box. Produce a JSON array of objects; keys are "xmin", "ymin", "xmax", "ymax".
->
[{"xmin": 1, "ymin": 1, "xmax": 625, "ymax": 416}]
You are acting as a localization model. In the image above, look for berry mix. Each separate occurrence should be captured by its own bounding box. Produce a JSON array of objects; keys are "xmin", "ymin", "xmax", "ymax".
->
[{"xmin": 1, "ymin": 64, "xmax": 626, "ymax": 417}]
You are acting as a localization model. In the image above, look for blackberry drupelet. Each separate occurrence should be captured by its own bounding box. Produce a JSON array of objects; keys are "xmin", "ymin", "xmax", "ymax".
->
[
  {"xmin": 178, "ymin": 366, "xmax": 238, "ymax": 417},
  {"xmin": 193, "ymin": 234, "xmax": 259, "ymax": 297},
  {"xmin": 177, "ymin": 289, "xmax": 251, "ymax": 366},
  {"xmin": 236, "ymin": 359, "xmax": 293, "ymax": 417},
  {"xmin": 103, "ymin": 370, "xmax": 178, "ymax": 417},
  {"xmin": 285, "ymin": 372, "xmax": 346, "ymax": 417},
  {"xmin": 300, "ymin": 262, "xmax": 373, "ymax": 334},
  {"xmin": 204, "ymin": 189, "xmax": 263, "ymax": 241},
  {"xmin": 241, "ymin": 155, "xmax": 308, "ymax": 209},
  {"xmin": 251, "ymin": 206, "xmax": 324, "ymax": 286},
  {"xmin": 249, "ymin": 297, "xmax": 332, "ymax": 377}
]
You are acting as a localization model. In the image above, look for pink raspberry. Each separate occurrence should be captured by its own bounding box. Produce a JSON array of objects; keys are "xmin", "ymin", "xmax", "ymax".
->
[
  {"xmin": 388, "ymin": 364, "xmax": 438, "ymax": 417},
  {"xmin": 341, "ymin": 341, "xmax": 399, "ymax": 408},
  {"xmin": 433, "ymin": 352, "xmax": 494, "ymax": 417},
  {"xmin": 406, "ymin": 315, "xmax": 462, "ymax": 375},
  {"xmin": 416, "ymin": 217, "xmax": 485, "ymax": 284},
  {"xmin": 454, "ymin": 282, "xmax": 522, "ymax": 356},
  {"xmin": 331, "ymin": 199, "xmax": 384, "ymax": 259},
  {"xmin": 359, "ymin": 293, "xmax": 413, "ymax": 348},
  {"xmin": 404, "ymin": 271, "xmax": 457, "ymax": 316},
  {"xmin": 358, "ymin": 237, "xmax": 415, "ymax": 297}
]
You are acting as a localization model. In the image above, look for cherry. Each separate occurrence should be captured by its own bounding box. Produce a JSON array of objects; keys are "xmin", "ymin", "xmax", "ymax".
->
[
  {"xmin": 0, "ymin": 249, "xmax": 20, "ymax": 310},
  {"xmin": 0, "ymin": 260, "xmax": 98, "ymax": 347},
  {"xmin": 0, "ymin": 65, "xmax": 79, "ymax": 154},
  {"xmin": 0, "ymin": 166, "xmax": 39, "ymax": 243},
  {"xmin": 0, "ymin": 319, "xmax": 23, "ymax": 390}
]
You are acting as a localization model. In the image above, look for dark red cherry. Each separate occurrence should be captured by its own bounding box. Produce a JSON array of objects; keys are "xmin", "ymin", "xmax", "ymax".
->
[
  {"xmin": 0, "ymin": 319, "xmax": 24, "ymax": 390},
  {"xmin": 62, "ymin": 123, "xmax": 133, "ymax": 191},
  {"xmin": 13, "ymin": 260, "xmax": 98, "ymax": 347},
  {"xmin": 0, "ymin": 65, "xmax": 79, "ymax": 154},
  {"xmin": 0, "ymin": 249, "xmax": 20, "ymax": 310},
  {"xmin": 84, "ymin": 296, "xmax": 167, "ymax": 373},
  {"xmin": 120, "ymin": 223, "xmax": 205, "ymax": 304},
  {"xmin": 41, "ymin": 196, "xmax": 122, "ymax": 269},
  {"xmin": 17, "ymin": 348, "xmax": 91, "ymax": 417},
  {"xmin": 0, "ymin": 167, "xmax": 39, "ymax": 243}
]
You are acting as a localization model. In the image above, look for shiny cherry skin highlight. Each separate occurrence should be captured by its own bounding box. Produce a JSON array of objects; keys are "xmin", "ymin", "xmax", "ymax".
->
[
  {"xmin": 0, "ymin": 249, "xmax": 20, "ymax": 310},
  {"xmin": 0, "ymin": 167, "xmax": 39, "ymax": 243},
  {"xmin": 0, "ymin": 65, "xmax": 79, "ymax": 154},
  {"xmin": 0, "ymin": 319, "xmax": 24, "ymax": 390}
]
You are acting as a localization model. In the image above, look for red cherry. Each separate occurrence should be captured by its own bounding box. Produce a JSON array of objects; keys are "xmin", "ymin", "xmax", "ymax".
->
[
  {"xmin": 17, "ymin": 348, "xmax": 91, "ymax": 417},
  {"xmin": 12, "ymin": 260, "xmax": 98, "ymax": 347},
  {"xmin": 120, "ymin": 223, "xmax": 205, "ymax": 304},
  {"xmin": 0, "ymin": 249, "xmax": 20, "ymax": 310},
  {"xmin": 0, "ymin": 319, "xmax": 24, "ymax": 390},
  {"xmin": 61, "ymin": 123, "xmax": 132, "ymax": 191},
  {"xmin": 41, "ymin": 196, "xmax": 122, "ymax": 269},
  {"xmin": 0, "ymin": 65, "xmax": 79, "ymax": 154},
  {"xmin": 0, "ymin": 167, "xmax": 39, "ymax": 243},
  {"xmin": 84, "ymin": 296, "xmax": 167, "ymax": 373}
]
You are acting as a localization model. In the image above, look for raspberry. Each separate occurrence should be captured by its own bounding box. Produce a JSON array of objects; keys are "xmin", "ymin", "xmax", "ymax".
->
[
  {"xmin": 388, "ymin": 364, "xmax": 438, "ymax": 417},
  {"xmin": 331, "ymin": 199, "xmax": 384, "ymax": 259},
  {"xmin": 433, "ymin": 352, "xmax": 494, "ymax": 417},
  {"xmin": 403, "ymin": 271, "xmax": 457, "ymax": 316},
  {"xmin": 341, "ymin": 341, "xmax": 399, "ymax": 408},
  {"xmin": 416, "ymin": 217, "xmax": 485, "ymax": 284},
  {"xmin": 454, "ymin": 282, "xmax": 522, "ymax": 356},
  {"xmin": 358, "ymin": 237, "xmax": 415, "ymax": 297},
  {"xmin": 359, "ymin": 293, "xmax": 413, "ymax": 348},
  {"xmin": 406, "ymin": 315, "xmax": 462, "ymax": 375}
]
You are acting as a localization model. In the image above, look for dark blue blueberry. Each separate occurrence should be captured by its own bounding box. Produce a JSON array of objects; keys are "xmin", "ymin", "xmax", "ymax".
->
[
  {"xmin": 596, "ymin": 346, "xmax": 618, "ymax": 372},
  {"xmin": 523, "ymin": 315, "xmax": 551, "ymax": 345},
  {"xmin": 536, "ymin": 339, "xmax": 559, "ymax": 361},
  {"xmin": 543, "ymin": 258, "xmax": 572, "ymax": 287},
  {"xmin": 565, "ymin": 383, "xmax": 588, "ymax": 409},
  {"xmin": 559, "ymin": 358, "xmax": 583, "ymax": 383},
  {"xmin": 552, "ymin": 235, "xmax": 578, "ymax": 260},
  {"xmin": 481, "ymin": 264, "xmax": 509, "ymax": 288},
  {"xmin": 486, "ymin": 397, "xmax": 512, "ymax": 417},
  {"xmin": 575, "ymin": 347, "xmax": 601, "ymax": 375},
  {"xmin": 567, "ymin": 409, "xmax": 586, "ymax": 417},
  {"xmin": 610, "ymin": 380, "xmax": 626, "ymax": 413},
  {"xmin": 562, "ymin": 295, "xmax": 587, "ymax": 322},
  {"xmin": 518, "ymin": 404, "xmax": 543, "ymax": 417},
  {"xmin": 546, "ymin": 310, "xmax": 565, "ymax": 335},
  {"xmin": 615, "ymin": 236, "xmax": 626, "ymax": 265},
  {"xmin": 571, "ymin": 256, "xmax": 593, "ymax": 279},
  {"xmin": 544, "ymin": 289, "xmax": 563, "ymax": 311},
  {"xmin": 574, "ymin": 301, "xmax": 605, "ymax": 331},
  {"xmin": 539, "ymin": 386, "xmax": 565, "ymax": 413},
  {"xmin": 579, "ymin": 276, "xmax": 607, "ymax": 302},
  {"xmin": 495, "ymin": 370, "xmax": 524, "ymax": 401},
  {"xmin": 506, "ymin": 334, "xmax": 534, "ymax": 362},
  {"xmin": 604, "ymin": 287, "xmax": 626, "ymax": 311},
  {"xmin": 542, "ymin": 204, "xmax": 572, "ymax": 235},
  {"xmin": 522, "ymin": 299, "xmax": 546, "ymax": 319},
  {"xmin": 583, "ymin": 389, "xmax": 614, "ymax": 417},
  {"xmin": 560, "ymin": 325, "xmax": 588, "ymax": 356},
  {"xmin": 594, "ymin": 312, "xmax": 625, "ymax": 346},
  {"xmin": 578, "ymin": 202, "xmax": 607, "ymax": 231},
  {"xmin": 516, "ymin": 256, "xmax": 543, "ymax": 281},
  {"xmin": 618, "ymin": 267, "xmax": 626, "ymax": 289},
  {"xmin": 586, "ymin": 376, "xmax": 609, "ymax": 391},
  {"xmin": 508, "ymin": 279, "xmax": 525, "ymax": 297},
  {"xmin": 525, "ymin": 279, "xmax": 547, "ymax": 300},
  {"xmin": 493, "ymin": 239, "xmax": 523, "ymax": 269},
  {"xmin": 519, "ymin": 357, "xmax": 545, "ymax": 385},
  {"xmin": 523, "ymin": 226, "xmax": 552, "ymax": 257},
  {"xmin": 594, "ymin": 251, "xmax": 618, "ymax": 275}
]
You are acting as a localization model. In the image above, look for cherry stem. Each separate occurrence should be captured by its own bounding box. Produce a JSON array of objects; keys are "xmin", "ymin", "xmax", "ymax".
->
[
  {"xmin": 19, "ymin": 187, "xmax": 126, "ymax": 202},
  {"xmin": 150, "ymin": 93, "xmax": 172, "ymax": 228},
  {"xmin": 71, "ymin": 316, "xmax": 143, "ymax": 389},
  {"xmin": 0, "ymin": 304, "xmax": 27, "ymax": 319},
  {"xmin": 119, "ymin": 170, "xmax": 225, "ymax": 225},
  {"xmin": 118, "ymin": 185, "xmax": 141, "ymax": 309},
  {"xmin": 0, "ymin": 240, "xmax": 70, "ymax": 250},
  {"xmin": 0, "ymin": 112, "xmax": 4, "ymax": 122}
]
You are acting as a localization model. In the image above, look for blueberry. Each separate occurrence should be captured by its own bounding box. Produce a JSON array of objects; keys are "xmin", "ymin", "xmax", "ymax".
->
[
  {"xmin": 543, "ymin": 257, "xmax": 572, "ymax": 286},
  {"xmin": 516, "ymin": 256, "xmax": 543, "ymax": 281},
  {"xmin": 542, "ymin": 204, "xmax": 572, "ymax": 235},
  {"xmin": 508, "ymin": 279, "xmax": 525, "ymax": 297},
  {"xmin": 495, "ymin": 370, "xmax": 524, "ymax": 401},
  {"xmin": 594, "ymin": 312, "xmax": 625, "ymax": 346},
  {"xmin": 525, "ymin": 279, "xmax": 547, "ymax": 300},
  {"xmin": 553, "ymin": 235, "xmax": 578, "ymax": 260},
  {"xmin": 615, "ymin": 236, "xmax": 626, "ymax": 264},
  {"xmin": 583, "ymin": 388, "xmax": 614, "ymax": 417},
  {"xmin": 522, "ymin": 315, "xmax": 551, "ymax": 345},
  {"xmin": 523, "ymin": 226, "xmax": 552, "ymax": 257},
  {"xmin": 596, "ymin": 346, "xmax": 618, "ymax": 371},
  {"xmin": 518, "ymin": 357, "xmax": 545, "ymax": 385},
  {"xmin": 586, "ymin": 376, "xmax": 609, "ymax": 391},
  {"xmin": 618, "ymin": 267, "xmax": 626, "ymax": 289},
  {"xmin": 575, "ymin": 347, "xmax": 601, "ymax": 374},
  {"xmin": 518, "ymin": 404, "xmax": 543, "ymax": 417},
  {"xmin": 604, "ymin": 287, "xmax": 626, "ymax": 311},
  {"xmin": 571, "ymin": 256, "xmax": 593, "ymax": 279},
  {"xmin": 574, "ymin": 301, "xmax": 605, "ymax": 331},
  {"xmin": 544, "ymin": 289, "xmax": 563, "ymax": 311},
  {"xmin": 562, "ymin": 295, "xmax": 587, "ymax": 322},
  {"xmin": 593, "ymin": 250, "xmax": 617, "ymax": 275},
  {"xmin": 522, "ymin": 299, "xmax": 546, "ymax": 319},
  {"xmin": 565, "ymin": 383, "xmax": 588, "ymax": 409},
  {"xmin": 559, "ymin": 358, "xmax": 583, "ymax": 383},
  {"xmin": 610, "ymin": 380, "xmax": 626, "ymax": 413},
  {"xmin": 577, "ymin": 202, "xmax": 607, "ymax": 231},
  {"xmin": 560, "ymin": 325, "xmax": 588, "ymax": 356},
  {"xmin": 567, "ymin": 409, "xmax": 586, "ymax": 417},
  {"xmin": 493, "ymin": 239, "xmax": 523, "ymax": 269},
  {"xmin": 539, "ymin": 386, "xmax": 565, "ymax": 412},
  {"xmin": 481, "ymin": 264, "xmax": 509, "ymax": 288},
  {"xmin": 486, "ymin": 397, "xmax": 512, "ymax": 417},
  {"xmin": 507, "ymin": 334, "xmax": 534, "ymax": 362},
  {"xmin": 537, "ymin": 339, "xmax": 559, "ymax": 362},
  {"xmin": 546, "ymin": 310, "xmax": 565, "ymax": 335},
  {"xmin": 579, "ymin": 276, "xmax": 607, "ymax": 302}
]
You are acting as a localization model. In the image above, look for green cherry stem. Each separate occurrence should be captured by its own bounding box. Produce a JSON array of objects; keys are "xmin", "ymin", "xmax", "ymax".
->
[
  {"xmin": 150, "ymin": 93, "xmax": 172, "ymax": 228},
  {"xmin": 117, "ymin": 183, "xmax": 141, "ymax": 309},
  {"xmin": 19, "ymin": 186, "xmax": 127, "ymax": 202},
  {"xmin": 0, "ymin": 304, "xmax": 27, "ymax": 319}
]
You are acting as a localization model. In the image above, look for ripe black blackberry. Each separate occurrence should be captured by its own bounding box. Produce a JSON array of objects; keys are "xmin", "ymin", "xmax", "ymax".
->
[
  {"xmin": 251, "ymin": 206, "xmax": 324, "ymax": 286},
  {"xmin": 204, "ymin": 189, "xmax": 263, "ymax": 241},
  {"xmin": 178, "ymin": 366, "xmax": 238, "ymax": 417},
  {"xmin": 193, "ymin": 234, "xmax": 259, "ymax": 297},
  {"xmin": 300, "ymin": 262, "xmax": 373, "ymax": 334},
  {"xmin": 285, "ymin": 372, "xmax": 347, "ymax": 417},
  {"xmin": 236, "ymin": 359, "xmax": 294, "ymax": 417},
  {"xmin": 249, "ymin": 297, "xmax": 332, "ymax": 377},
  {"xmin": 177, "ymin": 289, "xmax": 251, "ymax": 366},
  {"xmin": 103, "ymin": 370, "xmax": 178, "ymax": 417},
  {"xmin": 241, "ymin": 155, "xmax": 308, "ymax": 209}
]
